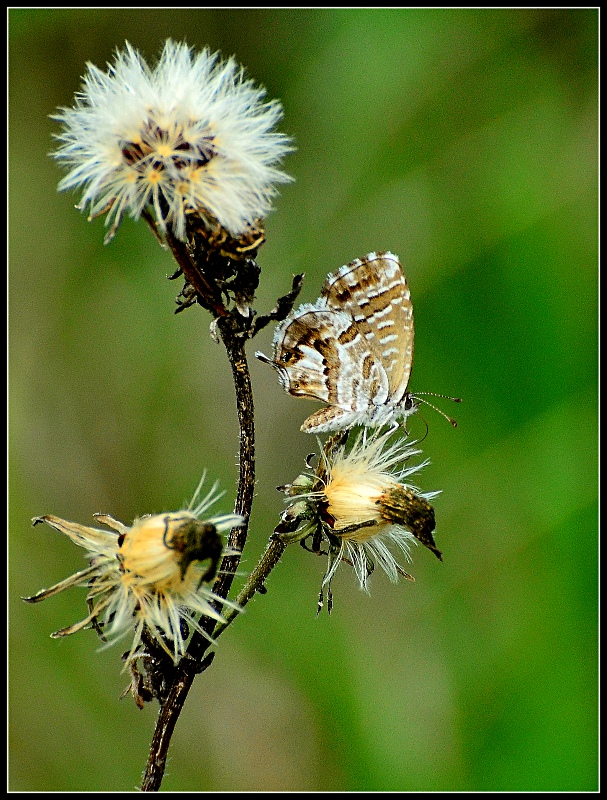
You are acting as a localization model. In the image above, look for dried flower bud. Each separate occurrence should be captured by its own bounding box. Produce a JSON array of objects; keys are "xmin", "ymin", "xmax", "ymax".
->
[
  {"xmin": 23, "ymin": 476, "xmax": 243, "ymax": 664},
  {"xmin": 276, "ymin": 429, "xmax": 442, "ymax": 611}
]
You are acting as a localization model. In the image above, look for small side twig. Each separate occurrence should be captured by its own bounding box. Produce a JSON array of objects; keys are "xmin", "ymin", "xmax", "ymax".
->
[
  {"xmin": 212, "ymin": 535, "xmax": 287, "ymax": 639},
  {"xmin": 166, "ymin": 231, "xmax": 228, "ymax": 318},
  {"xmin": 250, "ymin": 273, "xmax": 305, "ymax": 336}
]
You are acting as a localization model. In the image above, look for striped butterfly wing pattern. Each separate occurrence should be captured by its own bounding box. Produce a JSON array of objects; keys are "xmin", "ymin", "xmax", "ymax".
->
[
  {"xmin": 256, "ymin": 251, "xmax": 416, "ymax": 433},
  {"xmin": 321, "ymin": 251, "xmax": 414, "ymax": 409}
]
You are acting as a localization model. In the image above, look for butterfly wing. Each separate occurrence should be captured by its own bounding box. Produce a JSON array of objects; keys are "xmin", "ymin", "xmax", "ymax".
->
[
  {"xmin": 256, "ymin": 251, "xmax": 414, "ymax": 433},
  {"xmin": 321, "ymin": 251, "xmax": 414, "ymax": 407},
  {"xmin": 268, "ymin": 305, "xmax": 347, "ymax": 403},
  {"xmin": 262, "ymin": 302, "xmax": 391, "ymax": 432}
]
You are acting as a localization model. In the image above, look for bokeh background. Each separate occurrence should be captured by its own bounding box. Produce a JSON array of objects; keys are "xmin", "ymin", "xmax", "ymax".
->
[{"xmin": 9, "ymin": 8, "xmax": 597, "ymax": 792}]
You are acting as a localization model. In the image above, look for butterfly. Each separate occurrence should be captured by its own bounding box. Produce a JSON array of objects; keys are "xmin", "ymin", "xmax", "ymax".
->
[{"xmin": 256, "ymin": 251, "xmax": 431, "ymax": 433}]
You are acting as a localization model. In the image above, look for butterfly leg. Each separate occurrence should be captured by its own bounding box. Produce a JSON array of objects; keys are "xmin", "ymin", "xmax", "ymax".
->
[{"xmin": 301, "ymin": 536, "xmax": 329, "ymax": 556}]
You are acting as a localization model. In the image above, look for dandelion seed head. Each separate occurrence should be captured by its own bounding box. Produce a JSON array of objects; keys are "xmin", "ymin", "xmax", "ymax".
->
[{"xmin": 53, "ymin": 40, "xmax": 293, "ymax": 243}]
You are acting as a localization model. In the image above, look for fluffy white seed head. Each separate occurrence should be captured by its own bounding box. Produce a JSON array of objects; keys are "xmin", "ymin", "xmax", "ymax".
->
[{"xmin": 53, "ymin": 40, "xmax": 293, "ymax": 242}]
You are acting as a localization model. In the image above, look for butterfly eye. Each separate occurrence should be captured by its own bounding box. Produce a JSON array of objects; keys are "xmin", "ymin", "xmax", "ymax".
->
[{"xmin": 281, "ymin": 352, "xmax": 297, "ymax": 365}]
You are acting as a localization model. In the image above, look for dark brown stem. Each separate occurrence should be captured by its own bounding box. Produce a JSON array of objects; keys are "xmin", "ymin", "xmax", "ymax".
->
[
  {"xmin": 211, "ymin": 324, "xmax": 256, "ymax": 588},
  {"xmin": 141, "ymin": 317, "xmax": 254, "ymax": 792},
  {"xmin": 164, "ymin": 227, "xmax": 227, "ymax": 318},
  {"xmin": 139, "ymin": 217, "xmax": 305, "ymax": 791}
]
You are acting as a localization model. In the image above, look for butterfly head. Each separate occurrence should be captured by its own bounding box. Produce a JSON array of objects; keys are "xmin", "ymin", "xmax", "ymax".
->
[
  {"xmin": 256, "ymin": 349, "xmax": 284, "ymax": 376},
  {"xmin": 256, "ymin": 346, "xmax": 332, "ymax": 400},
  {"xmin": 255, "ymin": 349, "xmax": 299, "ymax": 393}
]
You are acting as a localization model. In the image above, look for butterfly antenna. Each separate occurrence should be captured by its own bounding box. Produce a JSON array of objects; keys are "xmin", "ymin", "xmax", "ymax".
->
[{"xmin": 413, "ymin": 392, "xmax": 461, "ymax": 428}]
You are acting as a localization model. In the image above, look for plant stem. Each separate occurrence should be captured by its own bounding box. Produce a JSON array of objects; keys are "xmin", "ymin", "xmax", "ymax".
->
[
  {"xmin": 141, "ymin": 317, "xmax": 255, "ymax": 792},
  {"xmin": 213, "ymin": 536, "xmax": 287, "ymax": 639},
  {"xmin": 138, "ymin": 219, "xmax": 303, "ymax": 791}
]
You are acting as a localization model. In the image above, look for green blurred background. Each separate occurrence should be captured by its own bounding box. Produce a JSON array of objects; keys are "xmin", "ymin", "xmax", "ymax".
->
[{"xmin": 9, "ymin": 8, "xmax": 597, "ymax": 792}]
